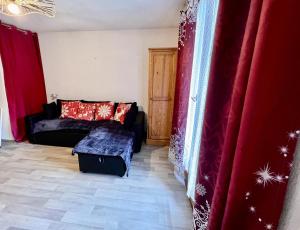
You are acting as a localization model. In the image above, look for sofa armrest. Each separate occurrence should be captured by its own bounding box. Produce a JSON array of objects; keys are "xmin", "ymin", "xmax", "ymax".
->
[
  {"xmin": 132, "ymin": 111, "xmax": 145, "ymax": 153},
  {"xmin": 25, "ymin": 112, "xmax": 47, "ymax": 141},
  {"xmin": 134, "ymin": 111, "xmax": 145, "ymax": 126}
]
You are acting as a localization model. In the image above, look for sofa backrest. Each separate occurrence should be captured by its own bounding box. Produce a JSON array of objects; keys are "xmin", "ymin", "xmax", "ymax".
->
[{"xmin": 54, "ymin": 99, "xmax": 139, "ymax": 129}]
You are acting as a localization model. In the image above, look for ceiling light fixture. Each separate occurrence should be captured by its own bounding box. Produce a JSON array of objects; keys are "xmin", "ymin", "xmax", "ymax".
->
[
  {"xmin": 0, "ymin": 0, "xmax": 55, "ymax": 17},
  {"xmin": 7, "ymin": 2, "xmax": 20, "ymax": 15}
]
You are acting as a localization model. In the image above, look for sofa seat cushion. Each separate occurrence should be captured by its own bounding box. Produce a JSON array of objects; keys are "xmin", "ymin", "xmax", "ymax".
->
[
  {"xmin": 32, "ymin": 118, "xmax": 121, "ymax": 134},
  {"xmin": 73, "ymin": 126, "xmax": 135, "ymax": 174}
]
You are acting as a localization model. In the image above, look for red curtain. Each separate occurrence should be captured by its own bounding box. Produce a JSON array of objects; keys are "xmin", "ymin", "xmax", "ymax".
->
[
  {"xmin": 0, "ymin": 22, "xmax": 47, "ymax": 141},
  {"xmin": 169, "ymin": 5, "xmax": 197, "ymax": 176},
  {"xmin": 193, "ymin": 0, "xmax": 300, "ymax": 229}
]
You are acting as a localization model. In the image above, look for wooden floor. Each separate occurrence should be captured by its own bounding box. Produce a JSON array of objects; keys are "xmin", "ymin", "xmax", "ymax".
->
[{"xmin": 0, "ymin": 142, "xmax": 192, "ymax": 230}]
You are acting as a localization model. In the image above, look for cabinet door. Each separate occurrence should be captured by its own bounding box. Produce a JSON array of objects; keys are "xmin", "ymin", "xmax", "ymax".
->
[{"xmin": 148, "ymin": 48, "xmax": 177, "ymax": 145}]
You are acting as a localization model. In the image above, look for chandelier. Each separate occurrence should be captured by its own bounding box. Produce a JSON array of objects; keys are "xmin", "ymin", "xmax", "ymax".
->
[{"xmin": 0, "ymin": 0, "xmax": 55, "ymax": 17}]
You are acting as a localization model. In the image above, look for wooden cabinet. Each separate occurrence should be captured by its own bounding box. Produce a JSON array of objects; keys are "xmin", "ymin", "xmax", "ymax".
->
[{"xmin": 147, "ymin": 48, "xmax": 177, "ymax": 146}]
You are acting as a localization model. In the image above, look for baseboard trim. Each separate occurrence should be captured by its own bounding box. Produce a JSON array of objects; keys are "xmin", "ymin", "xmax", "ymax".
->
[{"xmin": 146, "ymin": 139, "xmax": 170, "ymax": 146}]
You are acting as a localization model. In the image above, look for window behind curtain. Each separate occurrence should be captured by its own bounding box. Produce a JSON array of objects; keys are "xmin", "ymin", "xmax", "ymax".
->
[{"xmin": 183, "ymin": 0, "xmax": 219, "ymax": 201}]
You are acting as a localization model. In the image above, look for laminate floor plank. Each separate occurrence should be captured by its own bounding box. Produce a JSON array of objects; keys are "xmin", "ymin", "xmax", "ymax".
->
[{"xmin": 0, "ymin": 142, "xmax": 192, "ymax": 230}]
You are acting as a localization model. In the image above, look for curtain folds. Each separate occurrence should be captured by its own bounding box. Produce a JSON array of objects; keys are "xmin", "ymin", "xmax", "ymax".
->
[
  {"xmin": 193, "ymin": 0, "xmax": 300, "ymax": 229},
  {"xmin": 169, "ymin": 1, "xmax": 198, "ymax": 183},
  {"xmin": 0, "ymin": 22, "xmax": 47, "ymax": 141}
]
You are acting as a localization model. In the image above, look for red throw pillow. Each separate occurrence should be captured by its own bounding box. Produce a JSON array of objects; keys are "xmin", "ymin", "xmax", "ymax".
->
[
  {"xmin": 76, "ymin": 102, "xmax": 95, "ymax": 121},
  {"xmin": 95, "ymin": 102, "xmax": 115, "ymax": 121},
  {"xmin": 114, "ymin": 103, "xmax": 132, "ymax": 124},
  {"xmin": 60, "ymin": 101, "xmax": 80, "ymax": 119}
]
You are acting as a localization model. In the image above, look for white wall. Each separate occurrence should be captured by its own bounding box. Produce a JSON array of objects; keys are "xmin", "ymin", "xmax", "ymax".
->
[
  {"xmin": 39, "ymin": 28, "xmax": 178, "ymax": 112},
  {"xmin": 0, "ymin": 58, "xmax": 14, "ymax": 141}
]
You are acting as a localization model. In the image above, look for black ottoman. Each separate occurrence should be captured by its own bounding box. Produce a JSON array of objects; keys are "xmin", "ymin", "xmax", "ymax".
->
[{"xmin": 72, "ymin": 127, "xmax": 135, "ymax": 177}]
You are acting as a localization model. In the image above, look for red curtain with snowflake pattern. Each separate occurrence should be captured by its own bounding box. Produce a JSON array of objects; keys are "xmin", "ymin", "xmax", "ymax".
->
[
  {"xmin": 0, "ymin": 22, "xmax": 47, "ymax": 141},
  {"xmin": 193, "ymin": 0, "xmax": 300, "ymax": 229},
  {"xmin": 169, "ymin": 4, "xmax": 197, "ymax": 176}
]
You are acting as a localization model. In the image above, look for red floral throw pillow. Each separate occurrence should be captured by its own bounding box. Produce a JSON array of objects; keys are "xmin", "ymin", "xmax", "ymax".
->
[
  {"xmin": 60, "ymin": 101, "xmax": 80, "ymax": 119},
  {"xmin": 76, "ymin": 102, "xmax": 95, "ymax": 121},
  {"xmin": 114, "ymin": 103, "xmax": 132, "ymax": 124},
  {"xmin": 95, "ymin": 102, "xmax": 115, "ymax": 121}
]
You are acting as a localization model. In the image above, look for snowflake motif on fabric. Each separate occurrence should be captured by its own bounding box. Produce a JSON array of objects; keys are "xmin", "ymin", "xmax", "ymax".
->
[
  {"xmin": 265, "ymin": 224, "xmax": 273, "ymax": 229},
  {"xmin": 289, "ymin": 131, "xmax": 298, "ymax": 139},
  {"xmin": 77, "ymin": 103, "xmax": 95, "ymax": 121},
  {"xmin": 245, "ymin": 129, "xmax": 299, "ymax": 229},
  {"xmin": 249, "ymin": 206, "xmax": 256, "ymax": 213},
  {"xmin": 178, "ymin": 20, "xmax": 187, "ymax": 47},
  {"xmin": 196, "ymin": 184, "xmax": 207, "ymax": 197},
  {"xmin": 178, "ymin": 0, "xmax": 199, "ymax": 47},
  {"xmin": 97, "ymin": 105, "xmax": 112, "ymax": 119},
  {"xmin": 180, "ymin": 0, "xmax": 199, "ymax": 24},
  {"xmin": 60, "ymin": 101, "xmax": 80, "ymax": 119},
  {"xmin": 274, "ymin": 174, "xmax": 284, "ymax": 183},
  {"xmin": 255, "ymin": 164, "xmax": 276, "ymax": 187},
  {"xmin": 193, "ymin": 200, "xmax": 210, "ymax": 230},
  {"xmin": 61, "ymin": 107, "xmax": 69, "ymax": 117},
  {"xmin": 279, "ymin": 146, "xmax": 289, "ymax": 157},
  {"xmin": 169, "ymin": 129, "xmax": 185, "ymax": 173}
]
